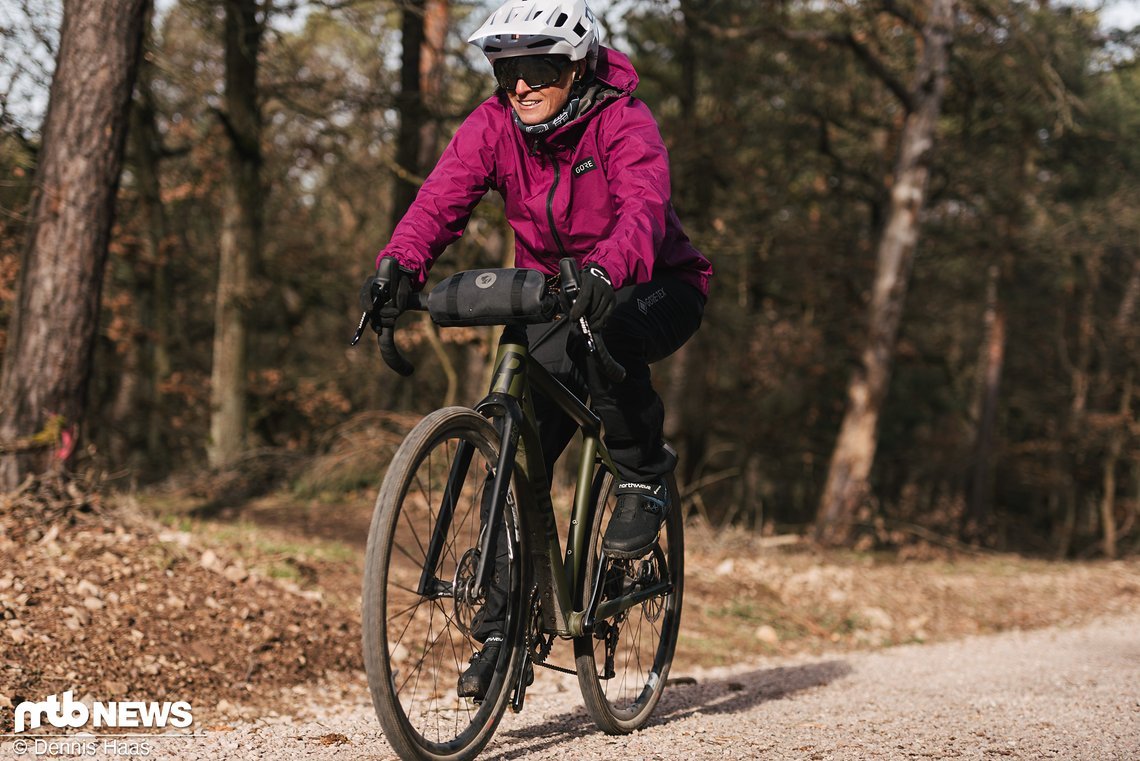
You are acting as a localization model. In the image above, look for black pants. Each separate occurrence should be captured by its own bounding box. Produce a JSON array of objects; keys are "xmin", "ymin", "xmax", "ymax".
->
[
  {"xmin": 473, "ymin": 271, "xmax": 705, "ymax": 641},
  {"xmin": 528, "ymin": 271, "xmax": 705, "ymax": 482}
]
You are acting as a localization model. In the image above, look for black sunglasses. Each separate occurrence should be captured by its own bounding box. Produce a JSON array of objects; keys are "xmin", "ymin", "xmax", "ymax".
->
[{"xmin": 493, "ymin": 55, "xmax": 573, "ymax": 92}]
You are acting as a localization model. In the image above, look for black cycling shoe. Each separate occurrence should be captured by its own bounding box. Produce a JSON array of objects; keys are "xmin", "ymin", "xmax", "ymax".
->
[
  {"xmin": 457, "ymin": 632, "xmax": 534, "ymax": 701},
  {"xmin": 458, "ymin": 633, "xmax": 504, "ymax": 701},
  {"xmin": 602, "ymin": 480, "xmax": 668, "ymax": 559}
]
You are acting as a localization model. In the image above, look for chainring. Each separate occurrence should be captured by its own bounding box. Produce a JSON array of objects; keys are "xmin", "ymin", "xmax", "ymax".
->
[{"xmin": 526, "ymin": 587, "xmax": 554, "ymax": 665}]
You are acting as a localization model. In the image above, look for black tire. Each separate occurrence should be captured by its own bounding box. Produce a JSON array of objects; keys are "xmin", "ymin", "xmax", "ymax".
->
[
  {"xmin": 573, "ymin": 470, "xmax": 684, "ymax": 734},
  {"xmin": 363, "ymin": 407, "xmax": 525, "ymax": 761}
]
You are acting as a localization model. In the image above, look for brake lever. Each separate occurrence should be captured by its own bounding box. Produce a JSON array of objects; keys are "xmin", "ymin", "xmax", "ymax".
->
[
  {"xmin": 350, "ymin": 311, "xmax": 370, "ymax": 346},
  {"xmin": 559, "ymin": 261, "xmax": 597, "ymax": 352},
  {"xmin": 558, "ymin": 258, "xmax": 626, "ymax": 384},
  {"xmin": 577, "ymin": 315, "xmax": 597, "ymax": 353},
  {"xmin": 351, "ymin": 272, "xmax": 393, "ymax": 346}
]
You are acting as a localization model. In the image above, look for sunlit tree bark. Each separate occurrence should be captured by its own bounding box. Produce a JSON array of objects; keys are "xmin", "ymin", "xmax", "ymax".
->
[
  {"xmin": 814, "ymin": 0, "xmax": 957, "ymax": 546},
  {"xmin": 0, "ymin": 0, "xmax": 149, "ymax": 490},
  {"xmin": 208, "ymin": 0, "xmax": 262, "ymax": 468},
  {"xmin": 965, "ymin": 264, "xmax": 1005, "ymax": 539}
]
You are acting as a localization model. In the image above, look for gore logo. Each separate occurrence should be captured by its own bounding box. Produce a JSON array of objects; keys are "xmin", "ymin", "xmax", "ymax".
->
[{"xmin": 573, "ymin": 157, "xmax": 597, "ymax": 176}]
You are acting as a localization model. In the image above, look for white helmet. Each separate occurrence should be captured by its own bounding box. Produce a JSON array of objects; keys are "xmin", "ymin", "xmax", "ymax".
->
[{"xmin": 468, "ymin": 0, "xmax": 600, "ymax": 67}]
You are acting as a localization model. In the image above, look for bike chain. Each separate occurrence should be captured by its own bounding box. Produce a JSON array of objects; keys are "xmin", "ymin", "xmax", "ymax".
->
[{"xmin": 525, "ymin": 587, "xmax": 579, "ymax": 676}]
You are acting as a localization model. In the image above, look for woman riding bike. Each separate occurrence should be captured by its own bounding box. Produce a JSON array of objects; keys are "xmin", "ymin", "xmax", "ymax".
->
[{"xmin": 363, "ymin": 0, "xmax": 712, "ymax": 701}]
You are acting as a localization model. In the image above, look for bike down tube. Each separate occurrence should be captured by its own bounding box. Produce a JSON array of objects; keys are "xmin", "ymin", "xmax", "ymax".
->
[
  {"xmin": 526, "ymin": 353, "xmax": 627, "ymax": 637},
  {"xmin": 564, "ymin": 434, "xmax": 610, "ymax": 635},
  {"xmin": 566, "ymin": 433, "xmax": 599, "ymax": 593}
]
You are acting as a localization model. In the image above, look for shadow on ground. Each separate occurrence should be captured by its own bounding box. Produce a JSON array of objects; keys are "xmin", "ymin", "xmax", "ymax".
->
[{"xmin": 486, "ymin": 659, "xmax": 852, "ymax": 760}]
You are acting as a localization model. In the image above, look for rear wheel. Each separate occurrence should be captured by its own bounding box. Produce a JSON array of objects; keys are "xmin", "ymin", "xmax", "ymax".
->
[
  {"xmin": 574, "ymin": 470, "xmax": 684, "ymax": 734},
  {"xmin": 362, "ymin": 407, "xmax": 525, "ymax": 761}
]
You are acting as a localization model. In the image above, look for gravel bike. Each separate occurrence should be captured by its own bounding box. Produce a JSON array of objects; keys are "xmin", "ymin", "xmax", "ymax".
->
[{"xmin": 352, "ymin": 257, "xmax": 684, "ymax": 761}]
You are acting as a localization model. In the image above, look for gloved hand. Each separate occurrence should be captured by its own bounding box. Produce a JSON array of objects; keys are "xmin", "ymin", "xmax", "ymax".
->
[
  {"xmin": 359, "ymin": 256, "xmax": 414, "ymax": 331},
  {"xmin": 569, "ymin": 262, "xmax": 615, "ymax": 328}
]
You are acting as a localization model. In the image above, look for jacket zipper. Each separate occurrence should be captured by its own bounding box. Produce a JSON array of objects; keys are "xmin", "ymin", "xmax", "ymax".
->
[{"xmin": 545, "ymin": 149, "xmax": 568, "ymax": 258}]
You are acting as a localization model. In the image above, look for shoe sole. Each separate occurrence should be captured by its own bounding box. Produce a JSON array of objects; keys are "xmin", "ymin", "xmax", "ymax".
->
[
  {"xmin": 601, "ymin": 540, "xmax": 656, "ymax": 560},
  {"xmin": 456, "ymin": 660, "xmax": 534, "ymax": 703}
]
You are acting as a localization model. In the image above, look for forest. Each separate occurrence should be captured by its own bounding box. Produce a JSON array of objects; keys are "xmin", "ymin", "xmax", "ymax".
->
[{"xmin": 1, "ymin": 0, "xmax": 1137, "ymax": 559}]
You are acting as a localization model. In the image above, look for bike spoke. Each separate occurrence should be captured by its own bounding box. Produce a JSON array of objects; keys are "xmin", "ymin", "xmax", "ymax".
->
[
  {"xmin": 400, "ymin": 598, "xmax": 449, "ymax": 696},
  {"xmin": 392, "ymin": 538, "xmax": 426, "ymax": 568},
  {"xmin": 387, "ymin": 598, "xmax": 426, "ymax": 658}
]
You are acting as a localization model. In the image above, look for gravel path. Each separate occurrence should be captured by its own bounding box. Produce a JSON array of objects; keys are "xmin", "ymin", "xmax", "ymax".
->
[{"xmin": 7, "ymin": 612, "xmax": 1138, "ymax": 760}]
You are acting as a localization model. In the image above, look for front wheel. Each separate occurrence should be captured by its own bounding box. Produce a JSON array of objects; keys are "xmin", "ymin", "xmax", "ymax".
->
[
  {"xmin": 574, "ymin": 470, "xmax": 684, "ymax": 734},
  {"xmin": 362, "ymin": 407, "xmax": 525, "ymax": 761}
]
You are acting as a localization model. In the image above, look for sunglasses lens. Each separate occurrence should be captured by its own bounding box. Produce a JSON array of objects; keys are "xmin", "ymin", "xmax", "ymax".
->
[{"xmin": 494, "ymin": 56, "xmax": 567, "ymax": 90}]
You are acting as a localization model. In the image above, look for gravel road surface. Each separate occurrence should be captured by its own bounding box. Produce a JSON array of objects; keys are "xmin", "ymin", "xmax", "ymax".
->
[{"xmin": 7, "ymin": 612, "xmax": 1138, "ymax": 760}]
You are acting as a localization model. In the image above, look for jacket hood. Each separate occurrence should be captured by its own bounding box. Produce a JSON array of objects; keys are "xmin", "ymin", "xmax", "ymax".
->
[{"xmin": 594, "ymin": 46, "xmax": 638, "ymax": 94}]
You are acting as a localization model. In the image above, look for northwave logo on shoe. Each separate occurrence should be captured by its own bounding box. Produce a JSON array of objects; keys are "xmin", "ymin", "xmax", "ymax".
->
[{"xmin": 618, "ymin": 482, "xmax": 666, "ymax": 498}]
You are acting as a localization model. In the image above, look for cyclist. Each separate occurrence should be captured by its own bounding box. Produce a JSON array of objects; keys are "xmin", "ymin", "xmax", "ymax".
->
[{"xmin": 364, "ymin": 0, "xmax": 711, "ymax": 700}]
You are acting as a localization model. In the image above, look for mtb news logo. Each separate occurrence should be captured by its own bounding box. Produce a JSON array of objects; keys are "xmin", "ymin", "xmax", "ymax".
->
[{"xmin": 12, "ymin": 691, "xmax": 193, "ymax": 733}]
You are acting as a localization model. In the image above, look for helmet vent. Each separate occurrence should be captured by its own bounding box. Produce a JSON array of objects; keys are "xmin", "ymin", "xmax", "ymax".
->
[
  {"xmin": 574, "ymin": 21, "xmax": 587, "ymax": 36},
  {"xmin": 555, "ymin": 12, "xmax": 568, "ymax": 27},
  {"xmin": 525, "ymin": 37, "xmax": 558, "ymax": 48}
]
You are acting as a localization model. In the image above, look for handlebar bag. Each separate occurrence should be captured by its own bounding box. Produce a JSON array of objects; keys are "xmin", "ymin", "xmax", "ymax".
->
[{"xmin": 427, "ymin": 268, "xmax": 554, "ymax": 327}]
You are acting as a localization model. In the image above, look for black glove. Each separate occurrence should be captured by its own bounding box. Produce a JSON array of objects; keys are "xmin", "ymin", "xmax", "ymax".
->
[
  {"xmin": 359, "ymin": 256, "xmax": 414, "ymax": 331},
  {"xmin": 568, "ymin": 262, "xmax": 615, "ymax": 328}
]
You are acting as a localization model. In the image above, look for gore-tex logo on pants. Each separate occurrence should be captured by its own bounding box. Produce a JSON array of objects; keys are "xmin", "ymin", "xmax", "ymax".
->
[{"xmin": 637, "ymin": 288, "xmax": 667, "ymax": 315}]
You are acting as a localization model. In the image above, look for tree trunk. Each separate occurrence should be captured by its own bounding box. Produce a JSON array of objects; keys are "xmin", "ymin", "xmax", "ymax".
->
[
  {"xmin": 0, "ymin": 0, "xmax": 149, "ymax": 490},
  {"xmin": 208, "ymin": 0, "xmax": 262, "ymax": 468},
  {"xmin": 391, "ymin": 0, "xmax": 427, "ymax": 227},
  {"xmin": 663, "ymin": 0, "xmax": 712, "ymax": 486},
  {"xmin": 130, "ymin": 35, "xmax": 173, "ymax": 462},
  {"xmin": 1099, "ymin": 372, "xmax": 1132, "ymax": 559},
  {"xmin": 418, "ymin": 0, "xmax": 449, "ymax": 169},
  {"xmin": 103, "ymin": 8, "xmax": 166, "ymax": 471},
  {"xmin": 814, "ymin": 0, "xmax": 955, "ymax": 546},
  {"xmin": 1099, "ymin": 256, "xmax": 1140, "ymax": 557},
  {"xmin": 1053, "ymin": 248, "xmax": 1100, "ymax": 555},
  {"xmin": 965, "ymin": 264, "xmax": 1006, "ymax": 540}
]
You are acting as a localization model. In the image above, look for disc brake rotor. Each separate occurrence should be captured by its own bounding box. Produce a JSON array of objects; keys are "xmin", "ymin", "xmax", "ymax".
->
[
  {"xmin": 634, "ymin": 546, "xmax": 666, "ymax": 623},
  {"xmin": 453, "ymin": 547, "xmax": 485, "ymax": 637}
]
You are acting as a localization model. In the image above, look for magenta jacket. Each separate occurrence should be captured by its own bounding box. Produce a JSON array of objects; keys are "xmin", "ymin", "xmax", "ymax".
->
[{"xmin": 377, "ymin": 47, "xmax": 712, "ymax": 298}]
